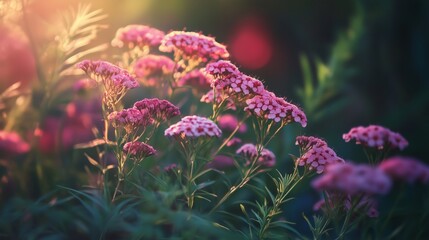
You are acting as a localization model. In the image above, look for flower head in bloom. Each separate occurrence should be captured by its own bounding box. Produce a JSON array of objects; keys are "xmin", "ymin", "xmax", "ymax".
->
[
  {"xmin": 200, "ymin": 89, "xmax": 236, "ymax": 110},
  {"xmin": 217, "ymin": 114, "xmax": 247, "ymax": 133},
  {"xmin": 165, "ymin": 115, "xmax": 222, "ymax": 139},
  {"xmin": 379, "ymin": 156, "xmax": 429, "ymax": 184},
  {"xmin": 245, "ymin": 90, "xmax": 307, "ymax": 127},
  {"xmin": 133, "ymin": 55, "xmax": 175, "ymax": 86},
  {"xmin": 159, "ymin": 31, "xmax": 229, "ymax": 64},
  {"xmin": 108, "ymin": 108, "xmax": 152, "ymax": 133},
  {"xmin": 133, "ymin": 98, "xmax": 180, "ymax": 123},
  {"xmin": 314, "ymin": 193, "xmax": 380, "ymax": 218},
  {"xmin": 236, "ymin": 143, "xmax": 276, "ymax": 167},
  {"xmin": 0, "ymin": 131, "xmax": 30, "ymax": 156},
  {"xmin": 205, "ymin": 60, "xmax": 240, "ymax": 78},
  {"xmin": 123, "ymin": 141, "xmax": 156, "ymax": 159},
  {"xmin": 177, "ymin": 69, "xmax": 211, "ymax": 92},
  {"xmin": 343, "ymin": 125, "xmax": 408, "ymax": 150},
  {"xmin": 111, "ymin": 25, "xmax": 165, "ymax": 49},
  {"xmin": 295, "ymin": 136, "xmax": 344, "ymax": 174},
  {"xmin": 312, "ymin": 162, "xmax": 392, "ymax": 196}
]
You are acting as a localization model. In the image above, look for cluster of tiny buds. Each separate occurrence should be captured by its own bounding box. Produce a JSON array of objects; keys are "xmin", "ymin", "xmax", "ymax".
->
[
  {"xmin": 164, "ymin": 115, "xmax": 222, "ymax": 139},
  {"xmin": 123, "ymin": 141, "xmax": 157, "ymax": 159},
  {"xmin": 177, "ymin": 69, "xmax": 211, "ymax": 92},
  {"xmin": 108, "ymin": 108, "xmax": 152, "ymax": 133},
  {"xmin": 133, "ymin": 98, "xmax": 181, "ymax": 122},
  {"xmin": 343, "ymin": 125, "xmax": 408, "ymax": 150},
  {"xmin": 111, "ymin": 24, "xmax": 165, "ymax": 49},
  {"xmin": 295, "ymin": 136, "xmax": 344, "ymax": 174},
  {"xmin": 236, "ymin": 143, "xmax": 276, "ymax": 167}
]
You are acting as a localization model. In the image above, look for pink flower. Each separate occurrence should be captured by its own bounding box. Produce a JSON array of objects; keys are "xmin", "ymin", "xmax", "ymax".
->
[
  {"xmin": 226, "ymin": 137, "xmax": 242, "ymax": 147},
  {"xmin": 236, "ymin": 143, "xmax": 276, "ymax": 167},
  {"xmin": 133, "ymin": 98, "xmax": 180, "ymax": 122},
  {"xmin": 217, "ymin": 114, "xmax": 247, "ymax": 133},
  {"xmin": 378, "ymin": 156, "xmax": 429, "ymax": 184},
  {"xmin": 312, "ymin": 162, "xmax": 392, "ymax": 196},
  {"xmin": 343, "ymin": 125, "xmax": 408, "ymax": 150},
  {"xmin": 133, "ymin": 55, "xmax": 175, "ymax": 86},
  {"xmin": 73, "ymin": 78, "xmax": 97, "ymax": 92},
  {"xmin": 295, "ymin": 136, "xmax": 344, "ymax": 174},
  {"xmin": 177, "ymin": 69, "xmax": 211, "ymax": 91},
  {"xmin": 205, "ymin": 60, "xmax": 240, "ymax": 78},
  {"xmin": 206, "ymin": 155, "xmax": 235, "ymax": 169},
  {"xmin": 0, "ymin": 131, "xmax": 30, "ymax": 156},
  {"xmin": 159, "ymin": 31, "xmax": 229, "ymax": 63},
  {"xmin": 123, "ymin": 141, "xmax": 156, "ymax": 159},
  {"xmin": 314, "ymin": 193, "xmax": 380, "ymax": 218},
  {"xmin": 108, "ymin": 108, "xmax": 152, "ymax": 133},
  {"xmin": 164, "ymin": 115, "xmax": 222, "ymax": 139},
  {"xmin": 111, "ymin": 25, "xmax": 165, "ymax": 49},
  {"xmin": 200, "ymin": 89, "xmax": 236, "ymax": 110},
  {"xmin": 245, "ymin": 90, "xmax": 307, "ymax": 127}
]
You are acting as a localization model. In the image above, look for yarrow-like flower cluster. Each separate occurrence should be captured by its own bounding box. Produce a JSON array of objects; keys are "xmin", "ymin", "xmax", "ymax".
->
[
  {"xmin": 0, "ymin": 130, "xmax": 30, "ymax": 156},
  {"xmin": 343, "ymin": 125, "xmax": 408, "ymax": 150},
  {"xmin": 245, "ymin": 91, "xmax": 307, "ymax": 127},
  {"xmin": 295, "ymin": 136, "xmax": 344, "ymax": 174},
  {"xmin": 111, "ymin": 24, "xmax": 165, "ymax": 49},
  {"xmin": 108, "ymin": 108, "xmax": 152, "ymax": 133},
  {"xmin": 200, "ymin": 89, "xmax": 236, "ymax": 110},
  {"xmin": 205, "ymin": 60, "xmax": 240, "ymax": 78},
  {"xmin": 164, "ymin": 115, "xmax": 222, "ymax": 138},
  {"xmin": 312, "ymin": 162, "xmax": 392, "ymax": 196},
  {"xmin": 159, "ymin": 31, "xmax": 229, "ymax": 63},
  {"xmin": 133, "ymin": 55, "xmax": 175, "ymax": 86},
  {"xmin": 236, "ymin": 143, "xmax": 276, "ymax": 167},
  {"xmin": 133, "ymin": 98, "xmax": 180, "ymax": 122},
  {"xmin": 177, "ymin": 69, "xmax": 211, "ymax": 91},
  {"xmin": 379, "ymin": 156, "xmax": 429, "ymax": 184},
  {"xmin": 123, "ymin": 141, "xmax": 157, "ymax": 159},
  {"xmin": 217, "ymin": 114, "xmax": 247, "ymax": 133}
]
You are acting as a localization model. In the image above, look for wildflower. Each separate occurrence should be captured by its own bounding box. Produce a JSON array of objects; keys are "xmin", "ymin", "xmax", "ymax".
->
[
  {"xmin": 111, "ymin": 25, "xmax": 165, "ymax": 49},
  {"xmin": 123, "ymin": 141, "xmax": 156, "ymax": 159},
  {"xmin": 0, "ymin": 130, "xmax": 30, "ymax": 156},
  {"xmin": 77, "ymin": 60, "xmax": 122, "ymax": 82},
  {"xmin": 164, "ymin": 163, "xmax": 178, "ymax": 172},
  {"xmin": 108, "ymin": 108, "xmax": 152, "ymax": 133},
  {"xmin": 73, "ymin": 78, "xmax": 97, "ymax": 93},
  {"xmin": 206, "ymin": 155, "xmax": 235, "ymax": 169},
  {"xmin": 217, "ymin": 114, "xmax": 247, "ymax": 133},
  {"xmin": 200, "ymin": 89, "xmax": 236, "ymax": 110},
  {"xmin": 159, "ymin": 31, "xmax": 229, "ymax": 64},
  {"xmin": 379, "ymin": 156, "xmax": 429, "ymax": 184},
  {"xmin": 245, "ymin": 90, "xmax": 307, "ymax": 127},
  {"xmin": 343, "ymin": 125, "xmax": 408, "ymax": 150},
  {"xmin": 133, "ymin": 98, "xmax": 180, "ymax": 123},
  {"xmin": 226, "ymin": 137, "xmax": 242, "ymax": 147},
  {"xmin": 312, "ymin": 162, "xmax": 392, "ymax": 196},
  {"xmin": 314, "ymin": 193, "xmax": 380, "ymax": 218},
  {"xmin": 205, "ymin": 60, "xmax": 240, "ymax": 78},
  {"xmin": 133, "ymin": 55, "xmax": 175, "ymax": 86},
  {"xmin": 295, "ymin": 136, "xmax": 344, "ymax": 174},
  {"xmin": 164, "ymin": 115, "xmax": 222, "ymax": 138},
  {"xmin": 236, "ymin": 143, "xmax": 276, "ymax": 167},
  {"xmin": 177, "ymin": 69, "xmax": 211, "ymax": 91}
]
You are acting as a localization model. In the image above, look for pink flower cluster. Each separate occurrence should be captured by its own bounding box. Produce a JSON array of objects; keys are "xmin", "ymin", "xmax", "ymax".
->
[
  {"xmin": 123, "ymin": 141, "xmax": 157, "ymax": 159},
  {"xmin": 133, "ymin": 55, "xmax": 175, "ymax": 86},
  {"xmin": 379, "ymin": 156, "xmax": 429, "ymax": 184},
  {"xmin": 205, "ymin": 60, "xmax": 240, "ymax": 78},
  {"xmin": 295, "ymin": 136, "xmax": 344, "ymax": 174},
  {"xmin": 200, "ymin": 89, "xmax": 236, "ymax": 110},
  {"xmin": 217, "ymin": 114, "xmax": 247, "ymax": 133},
  {"xmin": 343, "ymin": 125, "xmax": 408, "ymax": 150},
  {"xmin": 314, "ymin": 193, "xmax": 380, "ymax": 218},
  {"xmin": 108, "ymin": 108, "xmax": 152, "ymax": 133},
  {"xmin": 312, "ymin": 162, "xmax": 392, "ymax": 196},
  {"xmin": 0, "ymin": 130, "xmax": 30, "ymax": 156},
  {"xmin": 245, "ymin": 91, "xmax": 307, "ymax": 127},
  {"xmin": 177, "ymin": 69, "xmax": 211, "ymax": 91},
  {"xmin": 164, "ymin": 115, "xmax": 222, "ymax": 138},
  {"xmin": 236, "ymin": 143, "xmax": 276, "ymax": 167},
  {"xmin": 133, "ymin": 98, "xmax": 181, "ymax": 122},
  {"xmin": 111, "ymin": 25, "xmax": 165, "ymax": 49},
  {"xmin": 159, "ymin": 31, "xmax": 229, "ymax": 63}
]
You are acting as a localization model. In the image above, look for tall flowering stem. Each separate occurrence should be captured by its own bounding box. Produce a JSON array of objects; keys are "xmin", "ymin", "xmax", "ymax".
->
[{"xmin": 165, "ymin": 115, "xmax": 222, "ymax": 209}]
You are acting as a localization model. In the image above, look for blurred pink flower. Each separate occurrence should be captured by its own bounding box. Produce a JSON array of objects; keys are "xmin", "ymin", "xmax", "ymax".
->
[
  {"xmin": 343, "ymin": 125, "xmax": 408, "ymax": 150},
  {"xmin": 206, "ymin": 155, "xmax": 235, "ymax": 169},
  {"xmin": 236, "ymin": 143, "xmax": 276, "ymax": 167},
  {"xmin": 177, "ymin": 69, "xmax": 211, "ymax": 92},
  {"xmin": 108, "ymin": 108, "xmax": 152, "ymax": 133},
  {"xmin": 73, "ymin": 78, "xmax": 97, "ymax": 92},
  {"xmin": 226, "ymin": 137, "xmax": 242, "ymax": 147},
  {"xmin": 217, "ymin": 114, "xmax": 247, "ymax": 133},
  {"xmin": 295, "ymin": 136, "xmax": 344, "ymax": 174},
  {"xmin": 312, "ymin": 162, "xmax": 392, "ymax": 196},
  {"xmin": 245, "ymin": 90, "xmax": 307, "ymax": 127},
  {"xmin": 379, "ymin": 156, "xmax": 429, "ymax": 184},
  {"xmin": 164, "ymin": 115, "xmax": 222, "ymax": 139},
  {"xmin": 314, "ymin": 193, "xmax": 380, "ymax": 218},
  {"xmin": 133, "ymin": 98, "xmax": 180, "ymax": 123},
  {"xmin": 0, "ymin": 130, "xmax": 30, "ymax": 156},
  {"xmin": 160, "ymin": 31, "xmax": 229, "ymax": 64},
  {"xmin": 123, "ymin": 141, "xmax": 156, "ymax": 159},
  {"xmin": 200, "ymin": 89, "xmax": 236, "ymax": 110},
  {"xmin": 133, "ymin": 55, "xmax": 175, "ymax": 86},
  {"xmin": 111, "ymin": 25, "xmax": 165, "ymax": 49}
]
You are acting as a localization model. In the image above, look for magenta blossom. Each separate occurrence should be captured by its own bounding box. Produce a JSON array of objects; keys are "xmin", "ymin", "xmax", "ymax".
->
[
  {"xmin": 217, "ymin": 114, "xmax": 247, "ymax": 133},
  {"xmin": 236, "ymin": 143, "xmax": 276, "ymax": 167},
  {"xmin": 0, "ymin": 131, "xmax": 30, "ymax": 156},
  {"xmin": 379, "ymin": 156, "xmax": 429, "ymax": 184},
  {"xmin": 177, "ymin": 69, "xmax": 211, "ymax": 92},
  {"xmin": 343, "ymin": 125, "xmax": 408, "ymax": 150},
  {"xmin": 111, "ymin": 25, "xmax": 165, "ymax": 49},
  {"xmin": 123, "ymin": 141, "xmax": 157, "ymax": 159},
  {"xmin": 133, "ymin": 55, "xmax": 175, "ymax": 86},
  {"xmin": 133, "ymin": 98, "xmax": 180, "ymax": 123},
  {"xmin": 205, "ymin": 60, "xmax": 240, "ymax": 78},
  {"xmin": 108, "ymin": 108, "xmax": 152, "ymax": 133},
  {"xmin": 200, "ymin": 89, "xmax": 236, "ymax": 110},
  {"xmin": 164, "ymin": 115, "xmax": 222, "ymax": 139}
]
